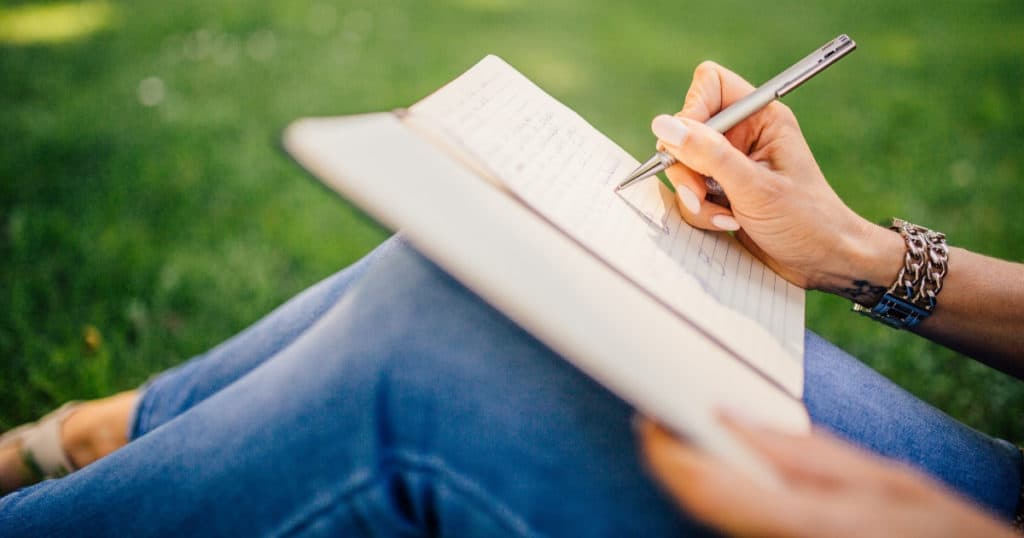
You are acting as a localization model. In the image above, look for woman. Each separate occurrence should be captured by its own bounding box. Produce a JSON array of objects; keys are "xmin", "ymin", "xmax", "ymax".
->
[{"xmin": 2, "ymin": 62, "xmax": 1022, "ymax": 536}]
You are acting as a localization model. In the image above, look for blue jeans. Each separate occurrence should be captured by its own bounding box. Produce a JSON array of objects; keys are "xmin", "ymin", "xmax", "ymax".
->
[{"xmin": 2, "ymin": 237, "xmax": 1020, "ymax": 536}]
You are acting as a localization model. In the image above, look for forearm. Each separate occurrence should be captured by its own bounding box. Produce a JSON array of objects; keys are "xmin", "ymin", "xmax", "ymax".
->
[
  {"xmin": 817, "ymin": 221, "xmax": 1024, "ymax": 377},
  {"xmin": 913, "ymin": 248, "xmax": 1024, "ymax": 375}
]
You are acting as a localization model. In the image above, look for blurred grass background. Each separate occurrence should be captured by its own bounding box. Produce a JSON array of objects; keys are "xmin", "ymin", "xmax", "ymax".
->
[{"xmin": 2, "ymin": 0, "xmax": 1023, "ymax": 441}]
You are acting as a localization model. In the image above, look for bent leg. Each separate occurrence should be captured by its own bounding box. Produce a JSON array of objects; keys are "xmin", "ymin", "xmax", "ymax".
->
[
  {"xmin": 804, "ymin": 332, "xmax": 1022, "ymax": 519},
  {"xmin": 1, "ymin": 243, "xmax": 702, "ymax": 536},
  {"xmin": 132, "ymin": 236, "xmax": 404, "ymax": 438}
]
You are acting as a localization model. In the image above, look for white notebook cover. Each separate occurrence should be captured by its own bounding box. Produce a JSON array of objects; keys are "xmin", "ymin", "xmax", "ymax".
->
[{"xmin": 283, "ymin": 110, "xmax": 809, "ymax": 483}]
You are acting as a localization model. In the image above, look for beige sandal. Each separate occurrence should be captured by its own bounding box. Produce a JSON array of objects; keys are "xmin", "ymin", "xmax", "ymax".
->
[{"xmin": 0, "ymin": 402, "xmax": 80, "ymax": 491}]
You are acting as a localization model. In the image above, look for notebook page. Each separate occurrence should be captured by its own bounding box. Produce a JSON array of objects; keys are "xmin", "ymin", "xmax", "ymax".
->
[{"xmin": 409, "ymin": 55, "xmax": 805, "ymax": 396}]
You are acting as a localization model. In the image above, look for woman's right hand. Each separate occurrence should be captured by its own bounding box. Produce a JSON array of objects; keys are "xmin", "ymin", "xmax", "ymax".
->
[{"xmin": 652, "ymin": 61, "xmax": 903, "ymax": 302}]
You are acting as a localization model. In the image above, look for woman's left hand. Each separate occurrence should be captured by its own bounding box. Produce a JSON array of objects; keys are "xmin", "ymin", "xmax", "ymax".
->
[{"xmin": 637, "ymin": 416, "xmax": 1015, "ymax": 537}]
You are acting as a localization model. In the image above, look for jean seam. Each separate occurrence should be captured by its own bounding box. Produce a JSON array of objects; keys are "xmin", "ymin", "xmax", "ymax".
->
[
  {"xmin": 129, "ymin": 386, "xmax": 155, "ymax": 440},
  {"xmin": 274, "ymin": 451, "xmax": 538, "ymax": 537},
  {"xmin": 274, "ymin": 470, "xmax": 377, "ymax": 537},
  {"xmin": 387, "ymin": 449, "xmax": 537, "ymax": 537}
]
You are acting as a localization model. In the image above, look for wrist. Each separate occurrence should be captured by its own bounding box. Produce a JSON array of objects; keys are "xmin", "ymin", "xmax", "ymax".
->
[{"xmin": 812, "ymin": 217, "xmax": 905, "ymax": 306}]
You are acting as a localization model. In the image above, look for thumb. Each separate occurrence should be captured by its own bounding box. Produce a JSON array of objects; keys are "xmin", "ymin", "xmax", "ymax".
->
[{"xmin": 651, "ymin": 114, "xmax": 759, "ymax": 196}]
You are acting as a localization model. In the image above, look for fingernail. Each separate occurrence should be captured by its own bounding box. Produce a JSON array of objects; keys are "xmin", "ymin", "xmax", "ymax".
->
[
  {"xmin": 711, "ymin": 215, "xmax": 740, "ymax": 231},
  {"xmin": 676, "ymin": 187, "xmax": 701, "ymax": 214},
  {"xmin": 651, "ymin": 114, "xmax": 689, "ymax": 146}
]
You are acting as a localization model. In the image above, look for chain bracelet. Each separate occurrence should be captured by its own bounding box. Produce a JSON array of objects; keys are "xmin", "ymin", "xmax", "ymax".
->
[
  {"xmin": 852, "ymin": 218, "xmax": 949, "ymax": 329},
  {"xmin": 892, "ymin": 219, "xmax": 949, "ymax": 310}
]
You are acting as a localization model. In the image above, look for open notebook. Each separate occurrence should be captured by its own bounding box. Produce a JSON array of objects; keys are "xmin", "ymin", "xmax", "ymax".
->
[{"xmin": 285, "ymin": 55, "xmax": 809, "ymax": 481}]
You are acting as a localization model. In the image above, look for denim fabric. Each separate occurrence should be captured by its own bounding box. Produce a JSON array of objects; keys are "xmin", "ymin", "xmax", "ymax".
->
[
  {"xmin": 131, "ymin": 236, "xmax": 404, "ymax": 439},
  {"xmin": 804, "ymin": 331, "xmax": 1022, "ymax": 518},
  {"xmin": 1, "ymin": 237, "xmax": 1019, "ymax": 536}
]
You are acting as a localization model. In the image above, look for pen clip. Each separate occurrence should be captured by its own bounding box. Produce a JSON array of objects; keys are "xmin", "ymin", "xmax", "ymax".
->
[{"xmin": 776, "ymin": 34, "xmax": 857, "ymax": 97}]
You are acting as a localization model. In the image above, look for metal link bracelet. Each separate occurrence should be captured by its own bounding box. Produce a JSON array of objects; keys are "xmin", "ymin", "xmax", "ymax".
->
[{"xmin": 852, "ymin": 218, "xmax": 949, "ymax": 329}]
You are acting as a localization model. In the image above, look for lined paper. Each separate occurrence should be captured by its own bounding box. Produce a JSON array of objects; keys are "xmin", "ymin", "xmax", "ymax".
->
[{"xmin": 409, "ymin": 55, "xmax": 804, "ymax": 395}]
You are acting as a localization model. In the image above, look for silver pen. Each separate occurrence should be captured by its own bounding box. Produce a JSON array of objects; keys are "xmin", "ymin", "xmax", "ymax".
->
[{"xmin": 616, "ymin": 34, "xmax": 856, "ymax": 196}]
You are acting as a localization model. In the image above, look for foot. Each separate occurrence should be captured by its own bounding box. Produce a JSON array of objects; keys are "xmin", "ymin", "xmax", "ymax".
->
[
  {"xmin": 61, "ymin": 391, "xmax": 138, "ymax": 468},
  {"xmin": 0, "ymin": 390, "xmax": 138, "ymax": 494}
]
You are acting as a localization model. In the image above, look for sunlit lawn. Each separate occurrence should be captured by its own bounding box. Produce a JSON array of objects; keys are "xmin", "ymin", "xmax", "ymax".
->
[{"xmin": 3, "ymin": 0, "xmax": 1024, "ymax": 442}]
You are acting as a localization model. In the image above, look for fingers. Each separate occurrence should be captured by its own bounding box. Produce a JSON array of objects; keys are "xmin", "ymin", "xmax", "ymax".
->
[
  {"xmin": 718, "ymin": 413, "xmax": 898, "ymax": 488},
  {"xmin": 651, "ymin": 115, "xmax": 740, "ymax": 231},
  {"xmin": 657, "ymin": 62, "xmax": 799, "ymax": 233},
  {"xmin": 652, "ymin": 114, "xmax": 774, "ymax": 226},
  {"xmin": 637, "ymin": 419, "xmax": 808, "ymax": 536},
  {"xmin": 677, "ymin": 61, "xmax": 794, "ymax": 148},
  {"xmin": 639, "ymin": 416, "xmax": 1019, "ymax": 538},
  {"xmin": 663, "ymin": 162, "xmax": 740, "ymax": 231},
  {"xmin": 678, "ymin": 61, "xmax": 757, "ymax": 123},
  {"xmin": 652, "ymin": 115, "xmax": 755, "ymax": 189}
]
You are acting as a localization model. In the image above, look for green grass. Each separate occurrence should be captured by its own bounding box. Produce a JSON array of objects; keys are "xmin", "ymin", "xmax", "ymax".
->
[{"xmin": 3, "ymin": 0, "xmax": 1024, "ymax": 442}]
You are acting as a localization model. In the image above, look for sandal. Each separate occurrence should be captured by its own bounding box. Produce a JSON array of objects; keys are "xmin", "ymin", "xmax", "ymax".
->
[{"xmin": 0, "ymin": 402, "xmax": 80, "ymax": 492}]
